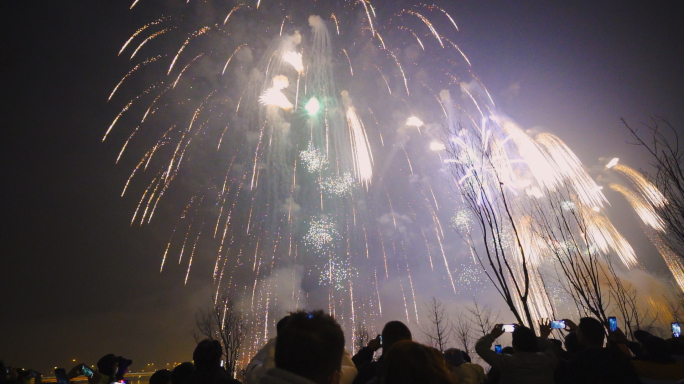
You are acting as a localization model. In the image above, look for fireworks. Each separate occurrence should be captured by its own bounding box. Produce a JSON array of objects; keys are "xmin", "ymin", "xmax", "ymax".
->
[
  {"xmin": 610, "ymin": 162, "xmax": 667, "ymax": 208},
  {"xmin": 429, "ymin": 141, "xmax": 446, "ymax": 151},
  {"xmin": 451, "ymin": 210, "xmax": 472, "ymax": 232},
  {"xmin": 320, "ymin": 172, "xmax": 354, "ymax": 196},
  {"xmin": 561, "ymin": 200, "xmax": 575, "ymax": 211},
  {"xmin": 259, "ymin": 75, "xmax": 293, "ymax": 110},
  {"xmin": 300, "ymin": 144, "xmax": 328, "ymax": 173},
  {"xmin": 304, "ymin": 217, "xmax": 339, "ymax": 250},
  {"xmin": 304, "ymin": 97, "xmax": 320, "ymax": 115},
  {"xmin": 283, "ymin": 51, "xmax": 304, "ymax": 72},
  {"xmin": 455, "ymin": 263, "xmax": 485, "ymax": 292},
  {"xmin": 536, "ymin": 133, "xmax": 607, "ymax": 207},
  {"xmin": 346, "ymin": 105, "xmax": 374, "ymax": 186},
  {"xmin": 319, "ymin": 256, "xmax": 357, "ymax": 291},
  {"xmin": 406, "ymin": 116, "xmax": 424, "ymax": 128},
  {"xmin": 106, "ymin": 0, "xmax": 679, "ymax": 364},
  {"xmin": 610, "ymin": 183, "xmax": 665, "ymax": 231}
]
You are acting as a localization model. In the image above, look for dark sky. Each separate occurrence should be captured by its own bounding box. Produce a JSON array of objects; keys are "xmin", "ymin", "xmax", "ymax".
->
[{"xmin": 2, "ymin": 0, "xmax": 683, "ymax": 374}]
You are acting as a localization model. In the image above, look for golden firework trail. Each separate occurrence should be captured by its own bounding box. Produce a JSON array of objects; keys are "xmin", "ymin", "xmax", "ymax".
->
[
  {"xmin": 130, "ymin": 28, "xmax": 171, "ymax": 59},
  {"xmin": 168, "ymin": 26, "xmax": 210, "ymax": 75},
  {"xmin": 610, "ymin": 183, "xmax": 665, "ymax": 231},
  {"xmin": 346, "ymin": 106, "xmax": 374, "ymax": 186},
  {"xmin": 108, "ymin": 55, "xmax": 161, "ymax": 102},
  {"xmin": 608, "ymin": 160, "xmax": 667, "ymax": 208},
  {"xmin": 222, "ymin": 44, "xmax": 248, "ymax": 75},
  {"xmin": 403, "ymin": 10, "xmax": 444, "ymax": 48}
]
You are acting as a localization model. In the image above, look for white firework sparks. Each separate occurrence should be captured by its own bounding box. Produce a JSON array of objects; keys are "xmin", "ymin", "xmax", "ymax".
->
[{"xmin": 299, "ymin": 143, "xmax": 328, "ymax": 173}]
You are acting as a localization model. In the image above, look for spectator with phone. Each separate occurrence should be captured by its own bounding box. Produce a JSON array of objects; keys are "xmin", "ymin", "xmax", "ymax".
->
[
  {"xmin": 627, "ymin": 329, "xmax": 684, "ymax": 382},
  {"xmin": 475, "ymin": 320, "xmax": 557, "ymax": 384},
  {"xmin": 556, "ymin": 317, "xmax": 638, "ymax": 384},
  {"xmin": 351, "ymin": 320, "xmax": 412, "ymax": 384}
]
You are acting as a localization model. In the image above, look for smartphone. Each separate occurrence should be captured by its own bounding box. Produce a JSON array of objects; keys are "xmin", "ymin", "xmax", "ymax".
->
[
  {"xmin": 502, "ymin": 324, "xmax": 516, "ymax": 333},
  {"xmin": 550, "ymin": 320, "xmax": 566, "ymax": 330},
  {"xmin": 379, "ymin": 335, "xmax": 383, "ymax": 344},
  {"xmin": 672, "ymin": 322, "xmax": 681, "ymax": 338},
  {"xmin": 608, "ymin": 317, "xmax": 617, "ymax": 332},
  {"xmin": 55, "ymin": 368, "xmax": 68, "ymax": 384},
  {"xmin": 80, "ymin": 366, "xmax": 94, "ymax": 378},
  {"xmin": 494, "ymin": 345, "xmax": 502, "ymax": 354}
]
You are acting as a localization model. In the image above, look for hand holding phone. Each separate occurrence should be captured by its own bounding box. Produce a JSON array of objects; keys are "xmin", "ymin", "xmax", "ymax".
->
[
  {"xmin": 608, "ymin": 317, "xmax": 617, "ymax": 332},
  {"xmin": 502, "ymin": 324, "xmax": 516, "ymax": 333},
  {"xmin": 550, "ymin": 320, "xmax": 566, "ymax": 330},
  {"xmin": 494, "ymin": 345, "xmax": 502, "ymax": 354},
  {"xmin": 80, "ymin": 365, "xmax": 94, "ymax": 378},
  {"xmin": 672, "ymin": 322, "xmax": 681, "ymax": 338}
]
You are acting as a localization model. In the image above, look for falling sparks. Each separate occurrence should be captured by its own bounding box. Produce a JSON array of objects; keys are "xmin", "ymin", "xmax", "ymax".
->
[
  {"xmin": 610, "ymin": 183, "xmax": 665, "ymax": 231},
  {"xmin": 406, "ymin": 116, "xmax": 424, "ymax": 128},
  {"xmin": 107, "ymin": 1, "xmax": 680, "ymax": 360},
  {"xmin": 610, "ymin": 163, "xmax": 667, "ymax": 208},
  {"xmin": 283, "ymin": 51, "xmax": 304, "ymax": 72},
  {"xmin": 346, "ymin": 105, "xmax": 374, "ymax": 186},
  {"xmin": 300, "ymin": 144, "xmax": 329, "ymax": 173},
  {"xmin": 168, "ymin": 26, "xmax": 210, "ymax": 75},
  {"xmin": 403, "ymin": 10, "xmax": 444, "ymax": 48},
  {"xmin": 259, "ymin": 75, "xmax": 293, "ymax": 110},
  {"xmin": 304, "ymin": 217, "xmax": 339, "ymax": 250},
  {"xmin": 320, "ymin": 172, "xmax": 355, "ymax": 195}
]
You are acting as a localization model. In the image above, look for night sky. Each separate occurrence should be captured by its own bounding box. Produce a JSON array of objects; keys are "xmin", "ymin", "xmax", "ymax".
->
[{"xmin": 2, "ymin": 0, "xmax": 684, "ymax": 374}]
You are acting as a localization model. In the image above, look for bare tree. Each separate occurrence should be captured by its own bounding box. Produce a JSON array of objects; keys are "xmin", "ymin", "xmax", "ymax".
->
[
  {"xmin": 453, "ymin": 310, "xmax": 472, "ymax": 355},
  {"xmin": 422, "ymin": 297, "xmax": 453, "ymax": 352},
  {"xmin": 194, "ymin": 295, "xmax": 246, "ymax": 377},
  {"xmin": 530, "ymin": 193, "xmax": 613, "ymax": 326},
  {"xmin": 447, "ymin": 128, "xmax": 545, "ymax": 332},
  {"xmin": 466, "ymin": 300, "xmax": 499, "ymax": 338},
  {"xmin": 606, "ymin": 262, "xmax": 660, "ymax": 340},
  {"xmin": 665, "ymin": 293, "xmax": 684, "ymax": 324},
  {"xmin": 623, "ymin": 117, "xmax": 684, "ymax": 260}
]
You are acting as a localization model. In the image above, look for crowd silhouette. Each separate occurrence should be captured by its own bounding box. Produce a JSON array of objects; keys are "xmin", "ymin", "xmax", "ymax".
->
[{"xmin": 3, "ymin": 311, "xmax": 684, "ymax": 384}]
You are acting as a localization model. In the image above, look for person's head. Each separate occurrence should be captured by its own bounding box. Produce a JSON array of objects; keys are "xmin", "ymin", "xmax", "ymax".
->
[
  {"xmin": 149, "ymin": 369, "xmax": 172, "ymax": 384},
  {"xmin": 564, "ymin": 332, "xmax": 582, "ymax": 354},
  {"xmin": 577, "ymin": 317, "xmax": 604, "ymax": 348},
  {"xmin": 442, "ymin": 348, "xmax": 464, "ymax": 367},
  {"xmin": 381, "ymin": 321, "xmax": 412, "ymax": 353},
  {"xmin": 115, "ymin": 357, "xmax": 132, "ymax": 381},
  {"xmin": 193, "ymin": 339, "xmax": 223, "ymax": 370},
  {"xmin": 172, "ymin": 363, "xmax": 195, "ymax": 384},
  {"xmin": 97, "ymin": 354, "xmax": 119, "ymax": 377},
  {"xmin": 275, "ymin": 310, "xmax": 345, "ymax": 384},
  {"xmin": 381, "ymin": 341, "xmax": 453, "ymax": 384},
  {"xmin": 276, "ymin": 315, "xmax": 291, "ymax": 336},
  {"xmin": 511, "ymin": 325, "xmax": 537, "ymax": 353}
]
